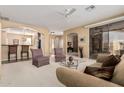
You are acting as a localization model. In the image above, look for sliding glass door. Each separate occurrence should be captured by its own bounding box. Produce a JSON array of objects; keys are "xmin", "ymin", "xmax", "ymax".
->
[
  {"xmin": 109, "ymin": 30, "xmax": 124, "ymax": 56},
  {"xmin": 90, "ymin": 20, "xmax": 124, "ymax": 59},
  {"xmin": 89, "ymin": 25, "xmax": 109, "ymax": 58}
]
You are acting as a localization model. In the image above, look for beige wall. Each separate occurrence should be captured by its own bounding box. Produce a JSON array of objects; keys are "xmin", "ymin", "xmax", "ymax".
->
[
  {"xmin": 0, "ymin": 22, "xmax": 1, "ymax": 62},
  {"xmin": 1, "ymin": 20, "xmax": 50, "ymax": 61},
  {"xmin": 0, "ymin": 21, "xmax": 1, "ymax": 78},
  {"xmin": 64, "ymin": 27, "xmax": 89, "ymax": 58}
]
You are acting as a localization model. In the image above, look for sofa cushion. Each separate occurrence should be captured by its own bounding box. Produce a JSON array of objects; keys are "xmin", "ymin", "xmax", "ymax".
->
[
  {"xmin": 111, "ymin": 59, "xmax": 124, "ymax": 86},
  {"xmin": 96, "ymin": 53, "xmax": 110, "ymax": 63},
  {"xmin": 102, "ymin": 55, "xmax": 120, "ymax": 67},
  {"xmin": 89, "ymin": 63, "xmax": 102, "ymax": 68},
  {"xmin": 84, "ymin": 66, "xmax": 115, "ymax": 81}
]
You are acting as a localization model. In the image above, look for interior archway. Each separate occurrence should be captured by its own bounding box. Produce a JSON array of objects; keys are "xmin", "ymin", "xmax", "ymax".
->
[{"xmin": 67, "ymin": 33, "xmax": 78, "ymax": 56}]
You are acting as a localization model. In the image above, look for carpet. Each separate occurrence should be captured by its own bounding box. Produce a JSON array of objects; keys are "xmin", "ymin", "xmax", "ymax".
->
[{"xmin": 0, "ymin": 56, "xmax": 95, "ymax": 87}]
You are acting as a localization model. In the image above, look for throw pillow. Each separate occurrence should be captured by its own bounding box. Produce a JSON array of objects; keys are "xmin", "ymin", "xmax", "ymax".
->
[
  {"xmin": 84, "ymin": 66, "xmax": 115, "ymax": 81},
  {"xmin": 102, "ymin": 55, "xmax": 120, "ymax": 67}
]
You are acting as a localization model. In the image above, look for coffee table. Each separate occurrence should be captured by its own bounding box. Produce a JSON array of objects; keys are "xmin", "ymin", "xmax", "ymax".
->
[{"xmin": 60, "ymin": 58, "xmax": 79, "ymax": 69}]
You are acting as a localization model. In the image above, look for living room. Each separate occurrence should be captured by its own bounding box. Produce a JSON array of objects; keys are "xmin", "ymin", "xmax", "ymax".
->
[{"xmin": 0, "ymin": 4, "xmax": 124, "ymax": 89}]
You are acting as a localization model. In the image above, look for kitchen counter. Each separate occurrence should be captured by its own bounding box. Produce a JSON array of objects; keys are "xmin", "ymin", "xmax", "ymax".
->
[
  {"xmin": 2, "ymin": 44, "xmax": 33, "ymax": 46},
  {"xmin": 1, "ymin": 45, "xmax": 33, "ymax": 61}
]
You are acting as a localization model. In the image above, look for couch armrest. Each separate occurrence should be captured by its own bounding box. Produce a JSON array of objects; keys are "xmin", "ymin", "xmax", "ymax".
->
[{"xmin": 56, "ymin": 67, "xmax": 121, "ymax": 87}]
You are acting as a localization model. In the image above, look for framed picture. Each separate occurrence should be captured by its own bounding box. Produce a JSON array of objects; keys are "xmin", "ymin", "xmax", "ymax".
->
[{"xmin": 13, "ymin": 39, "xmax": 19, "ymax": 45}]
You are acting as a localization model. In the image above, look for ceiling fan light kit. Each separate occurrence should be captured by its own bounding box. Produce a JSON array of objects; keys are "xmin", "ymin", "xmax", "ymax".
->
[
  {"xmin": 57, "ymin": 5, "xmax": 96, "ymax": 18},
  {"xmin": 85, "ymin": 5, "xmax": 96, "ymax": 12},
  {"xmin": 57, "ymin": 8, "xmax": 76, "ymax": 18}
]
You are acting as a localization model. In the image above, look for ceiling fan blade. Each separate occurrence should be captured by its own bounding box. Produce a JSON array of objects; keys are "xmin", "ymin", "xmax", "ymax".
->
[
  {"xmin": 57, "ymin": 12, "xmax": 65, "ymax": 16},
  {"xmin": 69, "ymin": 8, "xmax": 76, "ymax": 14},
  {"xmin": 57, "ymin": 8, "xmax": 76, "ymax": 18},
  {"xmin": 66, "ymin": 8, "xmax": 76, "ymax": 17},
  {"xmin": 57, "ymin": 12, "xmax": 68, "ymax": 18}
]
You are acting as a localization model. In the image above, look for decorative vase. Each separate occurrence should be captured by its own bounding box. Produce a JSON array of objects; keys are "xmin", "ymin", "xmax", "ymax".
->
[
  {"xmin": 68, "ymin": 56, "xmax": 74, "ymax": 65},
  {"xmin": 79, "ymin": 47, "xmax": 83, "ymax": 58},
  {"xmin": 69, "ymin": 56, "xmax": 73, "ymax": 62}
]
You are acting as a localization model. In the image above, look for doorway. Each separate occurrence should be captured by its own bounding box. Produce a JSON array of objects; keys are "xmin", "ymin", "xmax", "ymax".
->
[
  {"xmin": 50, "ymin": 35, "xmax": 63, "ymax": 54},
  {"xmin": 67, "ymin": 33, "xmax": 78, "ymax": 56}
]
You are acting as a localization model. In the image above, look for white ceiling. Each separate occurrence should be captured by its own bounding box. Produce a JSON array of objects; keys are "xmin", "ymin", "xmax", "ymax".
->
[{"xmin": 0, "ymin": 5, "xmax": 124, "ymax": 32}]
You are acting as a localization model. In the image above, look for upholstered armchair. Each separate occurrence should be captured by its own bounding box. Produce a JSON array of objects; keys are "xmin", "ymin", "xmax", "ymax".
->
[
  {"xmin": 31, "ymin": 49, "xmax": 49, "ymax": 67},
  {"xmin": 54, "ymin": 48, "xmax": 66, "ymax": 62}
]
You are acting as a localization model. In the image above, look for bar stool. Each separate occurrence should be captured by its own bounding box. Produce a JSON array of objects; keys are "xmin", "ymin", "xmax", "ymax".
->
[
  {"xmin": 21, "ymin": 45, "xmax": 29, "ymax": 60},
  {"xmin": 8, "ymin": 45, "xmax": 18, "ymax": 61}
]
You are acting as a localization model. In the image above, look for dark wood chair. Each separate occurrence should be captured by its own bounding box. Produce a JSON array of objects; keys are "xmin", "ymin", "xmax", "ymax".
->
[
  {"xmin": 8, "ymin": 45, "xmax": 18, "ymax": 61},
  {"xmin": 21, "ymin": 45, "xmax": 29, "ymax": 60}
]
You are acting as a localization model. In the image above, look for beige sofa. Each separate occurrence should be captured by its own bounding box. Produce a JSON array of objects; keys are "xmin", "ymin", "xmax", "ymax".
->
[{"xmin": 56, "ymin": 54, "xmax": 124, "ymax": 87}]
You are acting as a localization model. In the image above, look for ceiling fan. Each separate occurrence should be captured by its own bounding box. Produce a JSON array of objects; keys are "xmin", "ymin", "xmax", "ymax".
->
[{"xmin": 57, "ymin": 8, "xmax": 76, "ymax": 18}]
